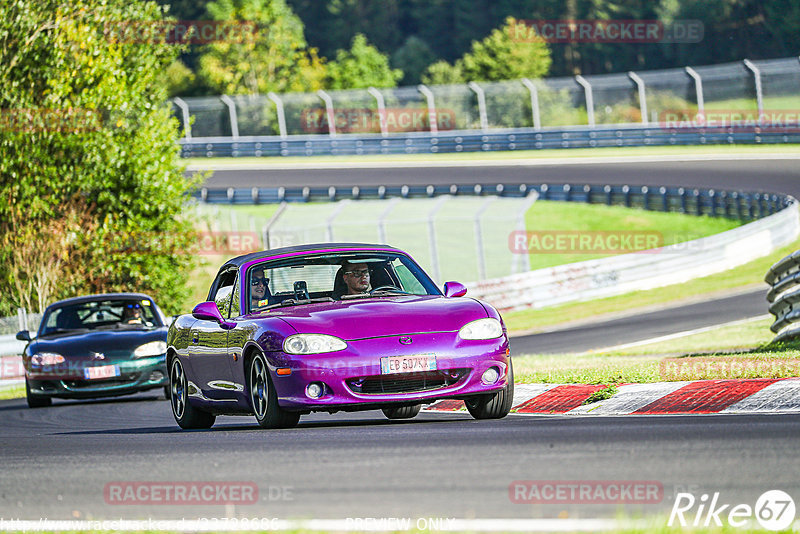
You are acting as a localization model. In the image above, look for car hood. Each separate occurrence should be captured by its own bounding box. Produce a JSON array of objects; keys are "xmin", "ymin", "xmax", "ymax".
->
[
  {"xmin": 30, "ymin": 328, "xmax": 167, "ymax": 359},
  {"xmin": 268, "ymin": 295, "xmax": 489, "ymax": 340}
]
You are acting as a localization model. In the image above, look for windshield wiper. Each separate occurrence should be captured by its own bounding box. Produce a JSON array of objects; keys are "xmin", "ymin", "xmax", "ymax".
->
[{"xmin": 262, "ymin": 297, "xmax": 334, "ymax": 310}]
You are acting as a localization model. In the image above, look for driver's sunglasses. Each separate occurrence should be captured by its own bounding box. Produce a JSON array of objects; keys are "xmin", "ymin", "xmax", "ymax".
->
[
  {"xmin": 251, "ymin": 277, "xmax": 268, "ymax": 286},
  {"xmin": 345, "ymin": 270, "xmax": 370, "ymax": 277}
]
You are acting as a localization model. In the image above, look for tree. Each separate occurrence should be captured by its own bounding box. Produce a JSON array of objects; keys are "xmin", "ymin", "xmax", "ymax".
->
[
  {"xmin": 325, "ymin": 34, "xmax": 403, "ymax": 90},
  {"xmin": 392, "ymin": 36, "xmax": 436, "ymax": 85},
  {"xmin": 421, "ymin": 60, "xmax": 465, "ymax": 85},
  {"xmin": 0, "ymin": 0, "xmax": 199, "ymax": 314},
  {"xmin": 459, "ymin": 17, "xmax": 551, "ymax": 82},
  {"xmin": 197, "ymin": 0, "xmax": 326, "ymax": 94}
]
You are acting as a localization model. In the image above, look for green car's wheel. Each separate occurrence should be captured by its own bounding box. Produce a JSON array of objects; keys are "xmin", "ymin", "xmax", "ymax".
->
[
  {"xmin": 25, "ymin": 379, "xmax": 52, "ymax": 408},
  {"xmin": 170, "ymin": 358, "xmax": 215, "ymax": 429},
  {"xmin": 250, "ymin": 352, "xmax": 300, "ymax": 429},
  {"xmin": 465, "ymin": 362, "xmax": 514, "ymax": 420}
]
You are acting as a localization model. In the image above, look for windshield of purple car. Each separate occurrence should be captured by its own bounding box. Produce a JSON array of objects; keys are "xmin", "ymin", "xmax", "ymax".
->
[
  {"xmin": 247, "ymin": 253, "xmax": 438, "ymax": 312},
  {"xmin": 40, "ymin": 299, "xmax": 160, "ymax": 336}
]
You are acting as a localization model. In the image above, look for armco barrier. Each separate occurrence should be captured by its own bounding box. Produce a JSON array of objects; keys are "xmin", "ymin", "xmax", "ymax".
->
[
  {"xmin": 468, "ymin": 198, "xmax": 799, "ymax": 313},
  {"xmin": 767, "ymin": 250, "xmax": 800, "ymax": 341},
  {"xmin": 180, "ymin": 125, "xmax": 800, "ymax": 158}
]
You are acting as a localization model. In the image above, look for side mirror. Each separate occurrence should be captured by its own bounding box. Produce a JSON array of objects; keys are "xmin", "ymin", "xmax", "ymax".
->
[
  {"xmin": 443, "ymin": 281, "xmax": 468, "ymax": 298},
  {"xmin": 192, "ymin": 302, "xmax": 236, "ymax": 329},
  {"xmin": 16, "ymin": 330, "xmax": 31, "ymax": 342}
]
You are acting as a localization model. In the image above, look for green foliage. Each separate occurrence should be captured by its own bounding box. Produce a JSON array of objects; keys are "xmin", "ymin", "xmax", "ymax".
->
[
  {"xmin": 0, "ymin": 0, "xmax": 200, "ymax": 315},
  {"xmin": 391, "ymin": 36, "xmax": 437, "ymax": 86},
  {"xmin": 325, "ymin": 34, "xmax": 402, "ymax": 90},
  {"xmin": 421, "ymin": 60, "xmax": 465, "ymax": 85},
  {"xmin": 459, "ymin": 17, "xmax": 551, "ymax": 82},
  {"xmin": 164, "ymin": 59, "xmax": 196, "ymax": 97},
  {"xmin": 197, "ymin": 0, "xmax": 326, "ymax": 95}
]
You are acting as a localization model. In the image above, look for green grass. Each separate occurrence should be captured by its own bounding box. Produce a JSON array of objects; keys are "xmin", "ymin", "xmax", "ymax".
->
[
  {"xmin": 0, "ymin": 383, "xmax": 24, "ymax": 400},
  {"xmin": 503, "ymin": 234, "xmax": 800, "ymax": 334},
  {"xmin": 523, "ymin": 201, "xmax": 740, "ymax": 269},
  {"xmin": 185, "ymin": 143, "xmax": 800, "ymax": 167},
  {"xmin": 513, "ymin": 316, "xmax": 800, "ymax": 385}
]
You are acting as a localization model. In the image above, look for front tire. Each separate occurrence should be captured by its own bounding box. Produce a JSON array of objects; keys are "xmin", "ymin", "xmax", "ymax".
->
[
  {"xmin": 382, "ymin": 404, "xmax": 422, "ymax": 419},
  {"xmin": 26, "ymin": 379, "xmax": 52, "ymax": 408},
  {"xmin": 465, "ymin": 363, "xmax": 514, "ymax": 420},
  {"xmin": 249, "ymin": 352, "xmax": 300, "ymax": 429},
  {"xmin": 170, "ymin": 358, "xmax": 215, "ymax": 429}
]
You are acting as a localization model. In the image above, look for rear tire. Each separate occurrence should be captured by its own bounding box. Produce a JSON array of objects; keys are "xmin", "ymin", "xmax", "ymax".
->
[
  {"xmin": 170, "ymin": 358, "xmax": 215, "ymax": 429},
  {"xmin": 249, "ymin": 352, "xmax": 300, "ymax": 429},
  {"xmin": 465, "ymin": 363, "xmax": 514, "ymax": 420},
  {"xmin": 382, "ymin": 404, "xmax": 422, "ymax": 419},
  {"xmin": 26, "ymin": 379, "xmax": 52, "ymax": 408}
]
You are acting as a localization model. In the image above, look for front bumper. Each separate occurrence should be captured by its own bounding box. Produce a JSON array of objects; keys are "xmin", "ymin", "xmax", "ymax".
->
[
  {"xmin": 26, "ymin": 355, "xmax": 168, "ymax": 399},
  {"xmin": 265, "ymin": 333, "xmax": 510, "ymax": 411}
]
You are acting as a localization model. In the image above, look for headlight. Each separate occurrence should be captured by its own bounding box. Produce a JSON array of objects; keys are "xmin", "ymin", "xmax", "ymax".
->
[
  {"xmin": 30, "ymin": 352, "xmax": 65, "ymax": 366},
  {"xmin": 134, "ymin": 341, "xmax": 167, "ymax": 358},
  {"xmin": 458, "ymin": 318, "xmax": 503, "ymax": 340},
  {"xmin": 283, "ymin": 334, "xmax": 347, "ymax": 355}
]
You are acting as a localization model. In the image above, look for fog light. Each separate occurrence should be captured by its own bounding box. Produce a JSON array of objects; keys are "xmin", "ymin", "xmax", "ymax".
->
[
  {"xmin": 306, "ymin": 382, "xmax": 324, "ymax": 399},
  {"xmin": 149, "ymin": 371, "xmax": 164, "ymax": 382},
  {"xmin": 481, "ymin": 367, "xmax": 500, "ymax": 385}
]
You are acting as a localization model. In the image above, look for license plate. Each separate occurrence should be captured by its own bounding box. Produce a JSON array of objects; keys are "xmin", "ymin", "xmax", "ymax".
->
[
  {"xmin": 380, "ymin": 354, "xmax": 437, "ymax": 374},
  {"xmin": 84, "ymin": 364, "xmax": 120, "ymax": 380}
]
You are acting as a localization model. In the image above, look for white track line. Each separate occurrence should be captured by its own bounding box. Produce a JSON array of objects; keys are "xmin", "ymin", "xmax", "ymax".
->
[
  {"xmin": 585, "ymin": 315, "xmax": 770, "ymax": 354},
  {"xmin": 186, "ymin": 153, "xmax": 800, "ymax": 171}
]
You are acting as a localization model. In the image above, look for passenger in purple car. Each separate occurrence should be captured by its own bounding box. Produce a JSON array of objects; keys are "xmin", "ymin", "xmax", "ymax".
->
[{"xmin": 250, "ymin": 267, "xmax": 270, "ymax": 310}]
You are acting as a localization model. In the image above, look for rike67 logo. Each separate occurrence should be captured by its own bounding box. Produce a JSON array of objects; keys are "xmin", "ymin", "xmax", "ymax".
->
[{"xmin": 669, "ymin": 490, "xmax": 795, "ymax": 531}]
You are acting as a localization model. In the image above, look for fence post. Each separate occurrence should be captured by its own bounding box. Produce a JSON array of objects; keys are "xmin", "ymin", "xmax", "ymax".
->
[
  {"xmin": 521, "ymin": 78, "xmax": 541, "ymax": 130},
  {"xmin": 575, "ymin": 75, "xmax": 595, "ymax": 128},
  {"xmin": 267, "ymin": 92, "xmax": 287, "ymax": 138},
  {"xmin": 220, "ymin": 95, "xmax": 239, "ymax": 139},
  {"xmin": 325, "ymin": 200, "xmax": 350, "ymax": 242},
  {"xmin": 685, "ymin": 67, "xmax": 705, "ymax": 114},
  {"xmin": 367, "ymin": 87, "xmax": 388, "ymax": 137},
  {"xmin": 512, "ymin": 191, "xmax": 539, "ymax": 274},
  {"xmin": 317, "ymin": 89, "xmax": 337, "ymax": 137},
  {"xmin": 743, "ymin": 59, "xmax": 764, "ymax": 123},
  {"xmin": 377, "ymin": 198, "xmax": 400, "ymax": 244},
  {"xmin": 628, "ymin": 71, "xmax": 648, "ymax": 126},
  {"xmin": 474, "ymin": 197, "xmax": 497, "ymax": 280},
  {"xmin": 427, "ymin": 196, "xmax": 450, "ymax": 282},
  {"xmin": 172, "ymin": 97, "xmax": 192, "ymax": 139},
  {"xmin": 468, "ymin": 82, "xmax": 489, "ymax": 132},
  {"xmin": 417, "ymin": 84, "xmax": 438, "ymax": 134},
  {"xmin": 263, "ymin": 202, "xmax": 288, "ymax": 250}
]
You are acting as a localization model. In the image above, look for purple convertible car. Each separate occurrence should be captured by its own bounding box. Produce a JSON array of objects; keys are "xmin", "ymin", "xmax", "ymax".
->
[{"xmin": 166, "ymin": 243, "xmax": 513, "ymax": 429}]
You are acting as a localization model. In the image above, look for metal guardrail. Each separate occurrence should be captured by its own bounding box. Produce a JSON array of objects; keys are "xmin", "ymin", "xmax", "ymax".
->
[
  {"xmin": 767, "ymin": 250, "xmax": 800, "ymax": 341},
  {"xmin": 180, "ymin": 125, "xmax": 800, "ymax": 158},
  {"xmin": 195, "ymin": 181, "xmax": 790, "ymax": 224}
]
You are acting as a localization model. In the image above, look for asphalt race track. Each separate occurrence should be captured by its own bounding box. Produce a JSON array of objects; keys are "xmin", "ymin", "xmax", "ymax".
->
[
  {"xmin": 2, "ymin": 393, "xmax": 800, "ymax": 521},
  {"xmin": 1, "ymin": 156, "xmax": 798, "ymax": 526}
]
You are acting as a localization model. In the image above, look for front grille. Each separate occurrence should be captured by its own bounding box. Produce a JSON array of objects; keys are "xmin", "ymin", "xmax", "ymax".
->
[
  {"xmin": 62, "ymin": 374, "xmax": 139, "ymax": 389},
  {"xmin": 347, "ymin": 368, "xmax": 469, "ymax": 395}
]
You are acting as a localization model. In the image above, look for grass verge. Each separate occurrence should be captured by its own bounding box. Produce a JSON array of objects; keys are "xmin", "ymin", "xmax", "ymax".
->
[
  {"xmin": 513, "ymin": 316, "xmax": 800, "ymax": 384},
  {"xmin": 0, "ymin": 383, "xmax": 24, "ymax": 400},
  {"xmin": 504, "ymin": 235, "xmax": 800, "ymax": 334}
]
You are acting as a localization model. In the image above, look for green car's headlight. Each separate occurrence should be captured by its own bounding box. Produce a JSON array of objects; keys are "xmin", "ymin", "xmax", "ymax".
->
[
  {"xmin": 283, "ymin": 334, "xmax": 347, "ymax": 355},
  {"xmin": 31, "ymin": 352, "xmax": 65, "ymax": 366},
  {"xmin": 458, "ymin": 318, "xmax": 503, "ymax": 340},
  {"xmin": 134, "ymin": 341, "xmax": 167, "ymax": 358}
]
